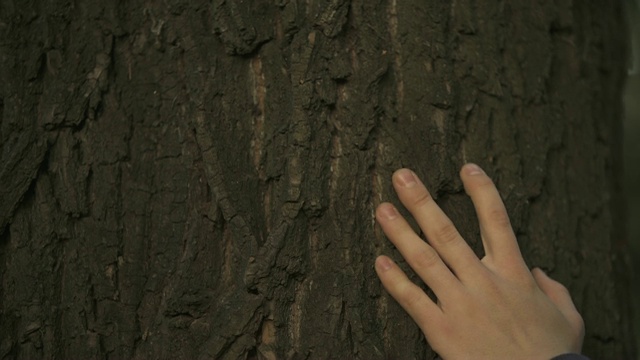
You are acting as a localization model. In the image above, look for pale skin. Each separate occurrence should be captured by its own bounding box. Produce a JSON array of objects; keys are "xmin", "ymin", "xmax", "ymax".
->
[{"xmin": 375, "ymin": 164, "xmax": 585, "ymax": 360}]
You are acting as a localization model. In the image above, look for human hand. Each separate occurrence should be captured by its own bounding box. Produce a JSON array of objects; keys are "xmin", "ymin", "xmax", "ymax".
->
[{"xmin": 374, "ymin": 164, "xmax": 585, "ymax": 360}]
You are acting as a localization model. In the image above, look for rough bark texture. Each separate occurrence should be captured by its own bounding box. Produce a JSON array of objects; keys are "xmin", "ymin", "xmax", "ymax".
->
[{"xmin": 0, "ymin": 1, "xmax": 634, "ymax": 359}]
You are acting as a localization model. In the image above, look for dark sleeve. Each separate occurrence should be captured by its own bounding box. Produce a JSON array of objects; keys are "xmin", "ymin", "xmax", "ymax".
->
[{"xmin": 551, "ymin": 354, "xmax": 590, "ymax": 360}]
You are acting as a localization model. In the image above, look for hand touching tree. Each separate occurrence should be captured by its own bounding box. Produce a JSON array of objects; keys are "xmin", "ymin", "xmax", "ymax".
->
[{"xmin": 375, "ymin": 164, "xmax": 585, "ymax": 360}]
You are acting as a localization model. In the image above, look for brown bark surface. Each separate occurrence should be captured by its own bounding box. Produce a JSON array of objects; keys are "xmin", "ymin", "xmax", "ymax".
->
[{"xmin": 0, "ymin": 1, "xmax": 634, "ymax": 359}]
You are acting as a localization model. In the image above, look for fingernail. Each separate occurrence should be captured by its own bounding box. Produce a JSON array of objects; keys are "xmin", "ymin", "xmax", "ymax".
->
[
  {"xmin": 377, "ymin": 256, "xmax": 393, "ymax": 271},
  {"xmin": 378, "ymin": 204, "xmax": 398, "ymax": 220},
  {"xmin": 464, "ymin": 163, "xmax": 484, "ymax": 176},
  {"xmin": 396, "ymin": 169, "xmax": 416, "ymax": 187}
]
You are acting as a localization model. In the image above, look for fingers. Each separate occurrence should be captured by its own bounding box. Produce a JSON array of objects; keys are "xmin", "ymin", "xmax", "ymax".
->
[
  {"xmin": 391, "ymin": 169, "xmax": 481, "ymax": 279},
  {"xmin": 376, "ymin": 203, "xmax": 463, "ymax": 297},
  {"xmin": 532, "ymin": 268, "xmax": 585, "ymax": 338},
  {"xmin": 375, "ymin": 255, "xmax": 444, "ymax": 329},
  {"xmin": 459, "ymin": 164, "xmax": 526, "ymax": 271}
]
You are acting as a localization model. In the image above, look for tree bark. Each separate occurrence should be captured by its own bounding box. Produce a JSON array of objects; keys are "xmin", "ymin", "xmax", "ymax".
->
[{"xmin": 0, "ymin": 1, "xmax": 634, "ymax": 359}]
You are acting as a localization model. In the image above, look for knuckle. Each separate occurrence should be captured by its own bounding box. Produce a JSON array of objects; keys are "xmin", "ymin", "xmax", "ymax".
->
[
  {"xmin": 412, "ymin": 190, "xmax": 434, "ymax": 209},
  {"xmin": 412, "ymin": 246, "xmax": 440, "ymax": 270},
  {"xmin": 487, "ymin": 207, "xmax": 511, "ymax": 228},
  {"xmin": 433, "ymin": 221, "xmax": 460, "ymax": 246}
]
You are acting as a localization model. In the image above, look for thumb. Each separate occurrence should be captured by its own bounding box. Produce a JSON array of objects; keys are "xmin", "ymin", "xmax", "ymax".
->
[{"xmin": 532, "ymin": 268, "xmax": 585, "ymax": 341}]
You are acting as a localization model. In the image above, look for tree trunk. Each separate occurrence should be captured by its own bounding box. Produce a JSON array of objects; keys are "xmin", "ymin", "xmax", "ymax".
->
[{"xmin": 0, "ymin": 1, "xmax": 634, "ymax": 359}]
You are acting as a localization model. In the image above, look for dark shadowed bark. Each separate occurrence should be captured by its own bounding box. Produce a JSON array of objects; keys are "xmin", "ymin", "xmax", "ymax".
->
[{"xmin": 0, "ymin": 1, "xmax": 635, "ymax": 359}]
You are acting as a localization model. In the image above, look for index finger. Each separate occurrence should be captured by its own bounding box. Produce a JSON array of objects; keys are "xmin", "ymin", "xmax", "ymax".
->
[{"xmin": 460, "ymin": 164, "xmax": 528, "ymax": 273}]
